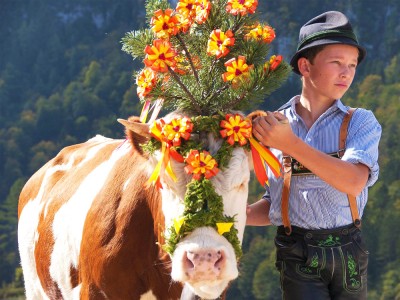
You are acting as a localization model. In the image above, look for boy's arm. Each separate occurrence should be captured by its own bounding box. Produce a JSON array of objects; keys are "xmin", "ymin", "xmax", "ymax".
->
[
  {"xmin": 246, "ymin": 199, "xmax": 271, "ymax": 226},
  {"xmin": 252, "ymin": 112, "xmax": 370, "ymax": 197}
]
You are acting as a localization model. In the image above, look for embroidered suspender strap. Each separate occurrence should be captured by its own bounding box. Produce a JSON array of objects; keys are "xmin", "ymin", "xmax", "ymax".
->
[
  {"xmin": 339, "ymin": 108, "xmax": 361, "ymax": 228},
  {"xmin": 280, "ymin": 108, "xmax": 359, "ymax": 235}
]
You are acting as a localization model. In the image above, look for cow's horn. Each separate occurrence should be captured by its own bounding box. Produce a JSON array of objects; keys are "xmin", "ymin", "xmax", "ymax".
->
[{"xmin": 117, "ymin": 119, "xmax": 151, "ymax": 137}]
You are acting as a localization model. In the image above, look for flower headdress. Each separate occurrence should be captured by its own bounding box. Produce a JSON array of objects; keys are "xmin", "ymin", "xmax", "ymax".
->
[{"xmin": 121, "ymin": 0, "xmax": 291, "ymax": 258}]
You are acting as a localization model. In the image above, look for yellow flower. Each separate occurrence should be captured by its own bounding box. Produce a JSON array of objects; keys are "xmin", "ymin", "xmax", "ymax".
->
[
  {"xmin": 144, "ymin": 39, "xmax": 177, "ymax": 73},
  {"xmin": 222, "ymin": 56, "xmax": 253, "ymax": 85},
  {"xmin": 176, "ymin": 0, "xmax": 197, "ymax": 20},
  {"xmin": 226, "ymin": 0, "xmax": 258, "ymax": 16},
  {"xmin": 195, "ymin": 0, "xmax": 211, "ymax": 24},
  {"xmin": 263, "ymin": 55, "xmax": 283, "ymax": 74},
  {"xmin": 220, "ymin": 114, "xmax": 252, "ymax": 146},
  {"xmin": 136, "ymin": 68, "xmax": 157, "ymax": 99},
  {"xmin": 244, "ymin": 23, "xmax": 276, "ymax": 43},
  {"xmin": 151, "ymin": 9, "xmax": 180, "ymax": 39},
  {"xmin": 162, "ymin": 117, "xmax": 193, "ymax": 147},
  {"xmin": 184, "ymin": 150, "xmax": 219, "ymax": 180},
  {"xmin": 207, "ymin": 29, "xmax": 235, "ymax": 59}
]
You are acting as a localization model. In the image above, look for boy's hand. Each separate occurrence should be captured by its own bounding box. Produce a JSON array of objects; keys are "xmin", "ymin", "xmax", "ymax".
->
[{"xmin": 252, "ymin": 111, "xmax": 294, "ymax": 151}]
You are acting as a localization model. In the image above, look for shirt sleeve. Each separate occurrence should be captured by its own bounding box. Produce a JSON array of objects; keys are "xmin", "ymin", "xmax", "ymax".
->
[
  {"xmin": 342, "ymin": 108, "xmax": 382, "ymax": 187},
  {"xmin": 261, "ymin": 184, "xmax": 271, "ymax": 203}
]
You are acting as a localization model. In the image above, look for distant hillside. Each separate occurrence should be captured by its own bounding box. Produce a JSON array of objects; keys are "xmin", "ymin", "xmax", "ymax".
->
[{"xmin": 0, "ymin": 0, "xmax": 399, "ymax": 298}]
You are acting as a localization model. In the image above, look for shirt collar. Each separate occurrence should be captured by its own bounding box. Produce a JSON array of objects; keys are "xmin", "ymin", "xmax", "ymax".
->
[{"xmin": 282, "ymin": 96, "xmax": 349, "ymax": 114}]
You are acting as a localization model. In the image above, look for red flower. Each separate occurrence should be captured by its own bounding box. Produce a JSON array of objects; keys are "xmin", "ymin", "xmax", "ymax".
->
[
  {"xmin": 144, "ymin": 39, "xmax": 177, "ymax": 73},
  {"xmin": 220, "ymin": 114, "xmax": 252, "ymax": 146},
  {"xmin": 151, "ymin": 9, "xmax": 180, "ymax": 39},
  {"xmin": 226, "ymin": 0, "xmax": 258, "ymax": 16},
  {"xmin": 136, "ymin": 68, "xmax": 157, "ymax": 99},
  {"xmin": 207, "ymin": 29, "xmax": 235, "ymax": 59},
  {"xmin": 184, "ymin": 149, "xmax": 219, "ymax": 180}
]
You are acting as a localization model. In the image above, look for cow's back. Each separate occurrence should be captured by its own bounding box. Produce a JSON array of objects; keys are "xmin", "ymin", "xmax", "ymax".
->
[{"xmin": 18, "ymin": 135, "xmax": 182, "ymax": 299}]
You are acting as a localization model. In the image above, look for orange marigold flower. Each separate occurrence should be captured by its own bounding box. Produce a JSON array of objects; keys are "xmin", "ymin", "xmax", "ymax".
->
[
  {"xmin": 151, "ymin": 9, "xmax": 180, "ymax": 39},
  {"xmin": 226, "ymin": 0, "xmax": 258, "ymax": 16},
  {"xmin": 176, "ymin": 0, "xmax": 197, "ymax": 20},
  {"xmin": 195, "ymin": 0, "xmax": 211, "ymax": 24},
  {"xmin": 207, "ymin": 29, "xmax": 235, "ymax": 59},
  {"xmin": 175, "ymin": 12, "xmax": 193, "ymax": 33},
  {"xmin": 264, "ymin": 55, "xmax": 283, "ymax": 73},
  {"xmin": 144, "ymin": 39, "xmax": 177, "ymax": 73},
  {"xmin": 222, "ymin": 56, "xmax": 253, "ymax": 83},
  {"xmin": 244, "ymin": 23, "xmax": 275, "ymax": 43},
  {"xmin": 162, "ymin": 117, "xmax": 193, "ymax": 147},
  {"xmin": 136, "ymin": 68, "xmax": 157, "ymax": 99},
  {"xmin": 220, "ymin": 114, "xmax": 252, "ymax": 146},
  {"xmin": 184, "ymin": 149, "xmax": 219, "ymax": 180}
]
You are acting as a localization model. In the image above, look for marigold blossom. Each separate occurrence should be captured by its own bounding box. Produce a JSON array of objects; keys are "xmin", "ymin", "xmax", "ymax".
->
[
  {"xmin": 195, "ymin": 0, "xmax": 211, "ymax": 24},
  {"xmin": 151, "ymin": 9, "xmax": 180, "ymax": 39},
  {"xmin": 222, "ymin": 56, "xmax": 253, "ymax": 84},
  {"xmin": 175, "ymin": 12, "xmax": 193, "ymax": 33},
  {"xmin": 162, "ymin": 117, "xmax": 193, "ymax": 147},
  {"xmin": 226, "ymin": 0, "xmax": 258, "ymax": 16},
  {"xmin": 136, "ymin": 68, "xmax": 157, "ymax": 99},
  {"xmin": 144, "ymin": 39, "xmax": 177, "ymax": 73},
  {"xmin": 220, "ymin": 114, "xmax": 252, "ymax": 146},
  {"xmin": 176, "ymin": 0, "xmax": 197, "ymax": 20},
  {"xmin": 264, "ymin": 54, "xmax": 283, "ymax": 73},
  {"xmin": 184, "ymin": 149, "xmax": 219, "ymax": 180},
  {"xmin": 244, "ymin": 23, "xmax": 275, "ymax": 43},
  {"xmin": 207, "ymin": 29, "xmax": 235, "ymax": 59}
]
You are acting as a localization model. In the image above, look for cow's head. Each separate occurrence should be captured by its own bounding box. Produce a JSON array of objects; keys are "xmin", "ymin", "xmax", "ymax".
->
[{"xmin": 118, "ymin": 110, "xmax": 269, "ymax": 299}]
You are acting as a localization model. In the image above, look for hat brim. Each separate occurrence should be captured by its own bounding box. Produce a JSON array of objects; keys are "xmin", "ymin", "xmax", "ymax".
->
[{"xmin": 290, "ymin": 37, "xmax": 367, "ymax": 75}]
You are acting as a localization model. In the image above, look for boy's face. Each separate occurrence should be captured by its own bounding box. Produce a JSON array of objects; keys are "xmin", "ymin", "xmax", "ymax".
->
[{"xmin": 302, "ymin": 44, "xmax": 359, "ymax": 101}]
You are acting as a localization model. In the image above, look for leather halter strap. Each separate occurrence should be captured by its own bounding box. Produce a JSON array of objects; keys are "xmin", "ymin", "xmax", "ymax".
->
[{"xmin": 281, "ymin": 108, "xmax": 360, "ymax": 235}]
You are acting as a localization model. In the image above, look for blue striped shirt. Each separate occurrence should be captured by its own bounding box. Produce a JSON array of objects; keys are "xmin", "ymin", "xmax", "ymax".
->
[{"xmin": 263, "ymin": 96, "xmax": 382, "ymax": 229}]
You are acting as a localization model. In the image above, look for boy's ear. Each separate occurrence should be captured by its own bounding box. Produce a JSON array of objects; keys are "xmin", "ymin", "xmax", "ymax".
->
[{"xmin": 298, "ymin": 57, "xmax": 310, "ymax": 76}]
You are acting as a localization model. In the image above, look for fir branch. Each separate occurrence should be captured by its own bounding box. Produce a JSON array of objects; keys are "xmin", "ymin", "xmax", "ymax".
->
[
  {"xmin": 168, "ymin": 66, "xmax": 202, "ymax": 114},
  {"xmin": 121, "ymin": 29, "xmax": 154, "ymax": 60},
  {"xmin": 175, "ymin": 34, "xmax": 201, "ymax": 85}
]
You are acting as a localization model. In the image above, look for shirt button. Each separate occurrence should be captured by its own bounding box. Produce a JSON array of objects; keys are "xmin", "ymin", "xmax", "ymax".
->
[{"xmin": 307, "ymin": 138, "xmax": 311, "ymax": 142}]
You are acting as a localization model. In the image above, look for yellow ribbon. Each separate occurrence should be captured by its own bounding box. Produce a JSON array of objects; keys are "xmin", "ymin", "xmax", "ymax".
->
[{"xmin": 249, "ymin": 137, "xmax": 281, "ymax": 179}]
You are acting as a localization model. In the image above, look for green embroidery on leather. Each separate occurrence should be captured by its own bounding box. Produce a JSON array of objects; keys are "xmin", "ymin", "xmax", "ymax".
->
[
  {"xmin": 347, "ymin": 252, "xmax": 360, "ymax": 287},
  {"xmin": 300, "ymin": 266, "xmax": 312, "ymax": 274},
  {"xmin": 317, "ymin": 235, "xmax": 341, "ymax": 247},
  {"xmin": 310, "ymin": 252, "xmax": 319, "ymax": 268}
]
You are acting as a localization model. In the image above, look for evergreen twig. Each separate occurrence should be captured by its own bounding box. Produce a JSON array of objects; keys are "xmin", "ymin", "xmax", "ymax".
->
[
  {"xmin": 176, "ymin": 34, "xmax": 201, "ymax": 85},
  {"xmin": 168, "ymin": 66, "xmax": 202, "ymax": 114}
]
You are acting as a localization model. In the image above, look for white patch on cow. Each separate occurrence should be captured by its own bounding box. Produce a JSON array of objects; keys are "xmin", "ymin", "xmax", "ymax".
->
[
  {"xmin": 213, "ymin": 147, "xmax": 250, "ymax": 243},
  {"xmin": 48, "ymin": 140, "xmax": 131, "ymax": 299},
  {"xmin": 18, "ymin": 199, "xmax": 51, "ymax": 300},
  {"xmin": 140, "ymin": 290, "xmax": 157, "ymax": 300},
  {"xmin": 165, "ymin": 143, "xmax": 250, "ymax": 299},
  {"xmin": 71, "ymin": 284, "xmax": 81, "ymax": 299},
  {"xmin": 18, "ymin": 138, "xmax": 121, "ymax": 299}
]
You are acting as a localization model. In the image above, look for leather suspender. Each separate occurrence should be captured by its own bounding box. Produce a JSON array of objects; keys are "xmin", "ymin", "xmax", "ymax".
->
[{"xmin": 281, "ymin": 108, "xmax": 360, "ymax": 235}]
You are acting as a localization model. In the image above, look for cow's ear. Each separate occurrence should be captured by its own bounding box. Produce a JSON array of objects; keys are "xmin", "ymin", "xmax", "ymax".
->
[
  {"xmin": 246, "ymin": 110, "xmax": 267, "ymax": 121},
  {"xmin": 117, "ymin": 117, "xmax": 151, "ymax": 155}
]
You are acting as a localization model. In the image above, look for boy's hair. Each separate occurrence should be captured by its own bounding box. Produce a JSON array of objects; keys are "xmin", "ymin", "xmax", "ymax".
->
[{"xmin": 298, "ymin": 45, "xmax": 326, "ymax": 65}]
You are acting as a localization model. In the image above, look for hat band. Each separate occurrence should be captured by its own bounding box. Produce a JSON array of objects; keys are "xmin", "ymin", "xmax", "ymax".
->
[{"xmin": 297, "ymin": 29, "xmax": 358, "ymax": 51}]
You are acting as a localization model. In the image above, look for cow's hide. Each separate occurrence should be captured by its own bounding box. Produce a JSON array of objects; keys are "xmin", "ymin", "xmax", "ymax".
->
[{"xmin": 18, "ymin": 111, "xmax": 255, "ymax": 299}]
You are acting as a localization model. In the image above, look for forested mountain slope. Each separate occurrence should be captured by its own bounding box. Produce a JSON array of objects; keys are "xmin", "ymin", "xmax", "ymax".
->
[{"xmin": 0, "ymin": 0, "xmax": 399, "ymax": 298}]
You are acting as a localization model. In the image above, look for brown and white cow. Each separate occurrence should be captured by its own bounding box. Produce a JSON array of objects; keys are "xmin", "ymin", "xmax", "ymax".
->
[{"xmin": 18, "ymin": 112, "xmax": 253, "ymax": 299}]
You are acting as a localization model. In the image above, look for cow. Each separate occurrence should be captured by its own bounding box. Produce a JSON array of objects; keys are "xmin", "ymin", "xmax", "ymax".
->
[{"xmin": 18, "ymin": 111, "xmax": 256, "ymax": 299}]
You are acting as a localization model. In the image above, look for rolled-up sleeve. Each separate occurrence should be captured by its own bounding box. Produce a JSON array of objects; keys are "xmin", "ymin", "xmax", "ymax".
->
[{"xmin": 342, "ymin": 109, "xmax": 382, "ymax": 187}]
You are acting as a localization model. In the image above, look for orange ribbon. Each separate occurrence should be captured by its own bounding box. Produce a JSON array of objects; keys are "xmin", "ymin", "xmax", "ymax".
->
[{"xmin": 249, "ymin": 136, "xmax": 281, "ymax": 186}]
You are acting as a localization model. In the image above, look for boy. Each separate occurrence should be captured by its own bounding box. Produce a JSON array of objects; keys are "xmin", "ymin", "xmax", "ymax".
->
[{"xmin": 248, "ymin": 11, "xmax": 381, "ymax": 299}]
